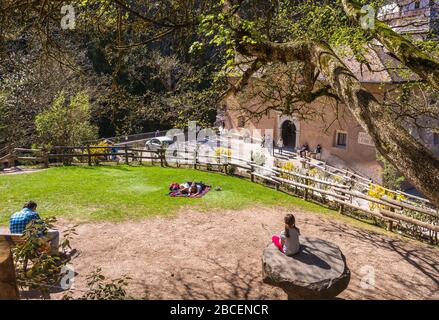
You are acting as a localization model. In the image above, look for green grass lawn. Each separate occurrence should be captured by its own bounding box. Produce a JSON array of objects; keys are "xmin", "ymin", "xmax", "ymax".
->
[{"xmin": 0, "ymin": 165, "xmax": 333, "ymax": 224}]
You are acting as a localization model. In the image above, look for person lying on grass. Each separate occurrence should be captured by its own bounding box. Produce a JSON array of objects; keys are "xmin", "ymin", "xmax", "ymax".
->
[
  {"xmin": 169, "ymin": 181, "xmax": 191, "ymax": 194},
  {"xmin": 272, "ymin": 213, "xmax": 300, "ymax": 256},
  {"xmin": 189, "ymin": 181, "xmax": 205, "ymax": 196},
  {"xmin": 9, "ymin": 200, "xmax": 60, "ymax": 255},
  {"xmin": 169, "ymin": 181, "xmax": 207, "ymax": 196}
]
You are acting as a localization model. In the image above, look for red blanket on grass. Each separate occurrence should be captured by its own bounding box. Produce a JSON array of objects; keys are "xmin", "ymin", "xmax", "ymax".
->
[{"xmin": 168, "ymin": 186, "xmax": 211, "ymax": 198}]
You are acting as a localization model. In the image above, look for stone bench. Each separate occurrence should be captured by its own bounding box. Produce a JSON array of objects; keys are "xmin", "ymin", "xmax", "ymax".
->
[
  {"xmin": 0, "ymin": 233, "xmax": 24, "ymax": 247},
  {"xmin": 0, "ymin": 240, "xmax": 20, "ymax": 299},
  {"xmin": 262, "ymin": 236, "xmax": 350, "ymax": 299}
]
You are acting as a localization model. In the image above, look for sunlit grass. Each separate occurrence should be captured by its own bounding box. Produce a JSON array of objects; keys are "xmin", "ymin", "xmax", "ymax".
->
[{"xmin": 0, "ymin": 165, "xmax": 334, "ymax": 224}]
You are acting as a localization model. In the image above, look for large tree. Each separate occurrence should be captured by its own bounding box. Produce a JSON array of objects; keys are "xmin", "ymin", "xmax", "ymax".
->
[
  {"xmin": 0, "ymin": 0, "xmax": 224, "ymax": 141},
  {"xmin": 198, "ymin": 0, "xmax": 439, "ymax": 207},
  {"xmin": 0, "ymin": 0, "xmax": 438, "ymax": 207}
]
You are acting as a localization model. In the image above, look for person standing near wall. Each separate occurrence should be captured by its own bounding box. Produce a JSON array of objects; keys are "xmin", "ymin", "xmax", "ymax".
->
[
  {"xmin": 315, "ymin": 144, "xmax": 322, "ymax": 160},
  {"xmin": 277, "ymin": 137, "xmax": 284, "ymax": 154}
]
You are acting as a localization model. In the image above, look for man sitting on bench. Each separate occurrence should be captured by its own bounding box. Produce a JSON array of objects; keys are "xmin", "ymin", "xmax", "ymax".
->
[
  {"xmin": 299, "ymin": 143, "xmax": 309, "ymax": 158},
  {"xmin": 9, "ymin": 201, "xmax": 60, "ymax": 255}
]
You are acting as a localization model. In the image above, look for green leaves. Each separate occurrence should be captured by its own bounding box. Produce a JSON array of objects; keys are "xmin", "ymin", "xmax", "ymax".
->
[
  {"xmin": 35, "ymin": 91, "xmax": 98, "ymax": 149},
  {"xmin": 189, "ymin": 41, "xmax": 204, "ymax": 53},
  {"xmin": 13, "ymin": 216, "xmax": 69, "ymax": 299},
  {"xmin": 65, "ymin": 267, "xmax": 132, "ymax": 300}
]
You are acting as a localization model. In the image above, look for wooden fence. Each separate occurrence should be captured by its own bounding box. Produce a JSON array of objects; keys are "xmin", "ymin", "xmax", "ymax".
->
[
  {"xmin": 0, "ymin": 145, "xmax": 166, "ymax": 168},
  {"xmin": 1, "ymin": 145, "xmax": 438, "ymax": 244}
]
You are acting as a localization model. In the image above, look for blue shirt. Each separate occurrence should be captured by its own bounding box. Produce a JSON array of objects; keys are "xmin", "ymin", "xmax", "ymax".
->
[{"xmin": 9, "ymin": 208, "xmax": 42, "ymax": 234}]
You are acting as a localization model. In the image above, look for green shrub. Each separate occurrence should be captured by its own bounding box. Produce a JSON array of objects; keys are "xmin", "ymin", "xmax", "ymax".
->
[
  {"xmin": 13, "ymin": 217, "xmax": 76, "ymax": 299},
  {"xmin": 251, "ymin": 151, "xmax": 266, "ymax": 166},
  {"xmin": 226, "ymin": 164, "xmax": 237, "ymax": 175},
  {"xmin": 35, "ymin": 91, "xmax": 97, "ymax": 149},
  {"xmin": 378, "ymin": 154, "xmax": 405, "ymax": 190},
  {"xmin": 63, "ymin": 268, "xmax": 132, "ymax": 300}
]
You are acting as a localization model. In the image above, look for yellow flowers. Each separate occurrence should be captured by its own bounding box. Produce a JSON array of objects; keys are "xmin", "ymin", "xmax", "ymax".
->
[
  {"xmin": 90, "ymin": 140, "xmax": 110, "ymax": 164},
  {"xmin": 367, "ymin": 183, "xmax": 406, "ymax": 209},
  {"xmin": 214, "ymin": 147, "xmax": 232, "ymax": 164},
  {"xmin": 90, "ymin": 140, "xmax": 109, "ymax": 153},
  {"xmin": 280, "ymin": 161, "xmax": 295, "ymax": 179},
  {"xmin": 367, "ymin": 184, "xmax": 385, "ymax": 209},
  {"xmin": 308, "ymin": 168, "xmax": 318, "ymax": 177},
  {"xmin": 214, "ymin": 147, "xmax": 232, "ymax": 158},
  {"xmin": 282, "ymin": 161, "xmax": 295, "ymax": 172}
]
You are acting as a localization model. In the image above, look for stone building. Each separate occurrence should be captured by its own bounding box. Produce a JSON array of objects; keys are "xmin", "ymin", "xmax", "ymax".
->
[{"xmin": 220, "ymin": 1, "xmax": 439, "ymax": 184}]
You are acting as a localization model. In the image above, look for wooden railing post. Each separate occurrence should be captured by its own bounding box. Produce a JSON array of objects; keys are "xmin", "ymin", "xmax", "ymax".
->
[
  {"xmin": 250, "ymin": 164, "xmax": 255, "ymax": 182},
  {"xmin": 9, "ymin": 149, "xmax": 17, "ymax": 168},
  {"xmin": 124, "ymin": 144, "xmax": 129, "ymax": 165},
  {"xmin": 43, "ymin": 149, "xmax": 49, "ymax": 168},
  {"xmin": 300, "ymin": 159, "xmax": 305, "ymax": 169},
  {"xmin": 387, "ymin": 194, "xmax": 396, "ymax": 232},
  {"xmin": 338, "ymin": 187, "xmax": 346, "ymax": 215},
  {"xmin": 160, "ymin": 149, "xmax": 164, "ymax": 167},
  {"xmin": 0, "ymin": 241, "xmax": 20, "ymax": 300},
  {"xmin": 304, "ymin": 173, "xmax": 309, "ymax": 201},
  {"xmin": 193, "ymin": 147, "xmax": 197, "ymax": 170},
  {"xmin": 87, "ymin": 146, "xmax": 92, "ymax": 166}
]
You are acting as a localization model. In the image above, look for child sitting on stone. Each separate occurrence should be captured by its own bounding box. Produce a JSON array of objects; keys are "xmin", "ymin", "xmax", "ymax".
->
[{"xmin": 272, "ymin": 213, "xmax": 300, "ymax": 255}]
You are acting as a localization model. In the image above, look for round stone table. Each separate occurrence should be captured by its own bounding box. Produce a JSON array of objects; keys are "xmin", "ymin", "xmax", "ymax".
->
[{"xmin": 262, "ymin": 236, "xmax": 350, "ymax": 299}]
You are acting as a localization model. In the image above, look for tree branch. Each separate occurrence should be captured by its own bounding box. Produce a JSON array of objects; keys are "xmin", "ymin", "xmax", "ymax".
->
[
  {"xmin": 341, "ymin": 0, "xmax": 439, "ymax": 90},
  {"xmin": 238, "ymin": 38, "xmax": 439, "ymax": 206},
  {"xmin": 232, "ymin": 58, "xmax": 266, "ymax": 93}
]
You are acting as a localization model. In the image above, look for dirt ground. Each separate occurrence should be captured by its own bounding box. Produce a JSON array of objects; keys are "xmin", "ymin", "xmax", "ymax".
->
[{"xmin": 38, "ymin": 206, "xmax": 439, "ymax": 299}]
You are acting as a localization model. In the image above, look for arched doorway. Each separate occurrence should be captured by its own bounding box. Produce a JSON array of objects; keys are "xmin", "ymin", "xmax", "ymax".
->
[{"xmin": 281, "ymin": 120, "xmax": 296, "ymax": 149}]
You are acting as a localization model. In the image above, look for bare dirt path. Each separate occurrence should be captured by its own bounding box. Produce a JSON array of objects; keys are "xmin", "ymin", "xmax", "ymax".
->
[{"xmin": 47, "ymin": 206, "xmax": 439, "ymax": 300}]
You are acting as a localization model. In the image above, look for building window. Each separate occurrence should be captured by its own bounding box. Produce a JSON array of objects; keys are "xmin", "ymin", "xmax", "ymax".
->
[
  {"xmin": 434, "ymin": 133, "xmax": 439, "ymax": 145},
  {"xmin": 335, "ymin": 131, "xmax": 348, "ymax": 148},
  {"xmin": 237, "ymin": 116, "xmax": 245, "ymax": 128}
]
